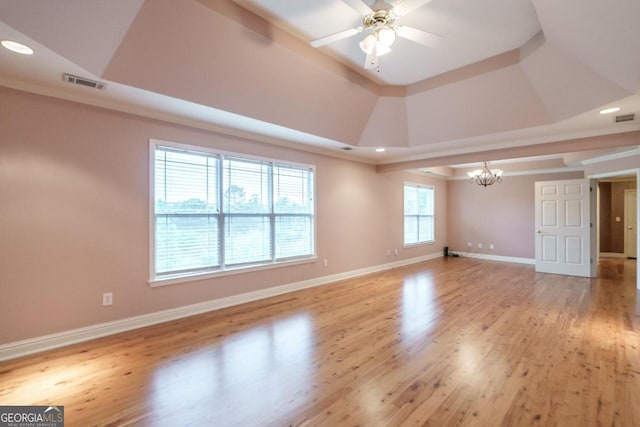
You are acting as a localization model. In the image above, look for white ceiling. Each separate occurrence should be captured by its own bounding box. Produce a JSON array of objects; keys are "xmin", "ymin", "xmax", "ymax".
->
[
  {"xmin": 237, "ymin": 0, "xmax": 542, "ymax": 85},
  {"xmin": 0, "ymin": 0, "xmax": 639, "ymax": 173}
]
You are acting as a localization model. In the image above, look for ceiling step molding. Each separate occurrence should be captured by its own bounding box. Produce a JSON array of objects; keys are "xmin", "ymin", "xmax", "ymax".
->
[{"xmin": 580, "ymin": 147, "xmax": 640, "ymax": 165}]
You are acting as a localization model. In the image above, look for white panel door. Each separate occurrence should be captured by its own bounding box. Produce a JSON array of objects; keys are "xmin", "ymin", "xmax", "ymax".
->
[
  {"xmin": 535, "ymin": 179, "xmax": 592, "ymax": 277},
  {"xmin": 625, "ymin": 189, "xmax": 637, "ymax": 258}
]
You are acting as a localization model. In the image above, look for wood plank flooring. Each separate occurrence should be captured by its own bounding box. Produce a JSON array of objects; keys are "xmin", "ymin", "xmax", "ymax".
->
[{"xmin": 1, "ymin": 257, "xmax": 638, "ymax": 426}]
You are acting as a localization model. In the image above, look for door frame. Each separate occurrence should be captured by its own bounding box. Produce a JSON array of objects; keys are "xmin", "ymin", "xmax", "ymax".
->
[{"xmin": 590, "ymin": 168, "xmax": 640, "ymax": 289}]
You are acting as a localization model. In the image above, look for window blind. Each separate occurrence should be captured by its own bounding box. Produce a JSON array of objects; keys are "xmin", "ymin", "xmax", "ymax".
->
[
  {"xmin": 155, "ymin": 147, "xmax": 220, "ymax": 275},
  {"xmin": 152, "ymin": 143, "xmax": 315, "ymax": 279},
  {"xmin": 274, "ymin": 165, "xmax": 314, "ymax": 259},
  {"xmin": 404, "ymin": 183, "xmax": 434, "ymax": 245}
]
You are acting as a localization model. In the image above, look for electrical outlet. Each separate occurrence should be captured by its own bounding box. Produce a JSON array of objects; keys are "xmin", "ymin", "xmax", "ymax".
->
[
  {"xmin": 386, "ymin": 249, "xmax": 391, "ymax": 256},
  {"xmin": 323, "ymin": 259, "xmax": 328, "ymax": 267},
  {"xmin": 490, "ymin": 244, "xmax": 494, "ymax": 250},
  {"xmin": 478, "ymin": 243, "xmax": 483, "ymax": 249},
  {"xmin": 102, "ymin": 292, "xmax": 113, "ymax": 307},
  {"xmin": 467, "ymin": 242, "xmax": 472, "ymax": 249},
  {"xmin": 394, "ymin": 248, "xmax": 399, "ymax": 256}
]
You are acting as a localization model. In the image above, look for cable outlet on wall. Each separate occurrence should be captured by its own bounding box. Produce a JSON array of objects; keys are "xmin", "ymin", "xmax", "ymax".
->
[{"xmin": 102, "ymin": 292, "xmax": 113, "ymax": 307}]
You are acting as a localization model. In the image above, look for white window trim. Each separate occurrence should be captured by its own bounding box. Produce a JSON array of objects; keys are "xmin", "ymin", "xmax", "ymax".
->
[
  {"xmin": 149, "ymin": 256, "xmax": 318, "ymax": 288},
  {"xmin": 403, "ymin": 181, "xmax": 435, "ymax": 247},
  {"xmin": 148, "ymin": 138, "xmax": 317, "ymax": 286}
]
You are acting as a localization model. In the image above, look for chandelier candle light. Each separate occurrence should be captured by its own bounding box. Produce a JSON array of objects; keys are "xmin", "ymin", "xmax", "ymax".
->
[{"xmin": 467, "ymin": 162, "xmax": 503, "ymax": 187}]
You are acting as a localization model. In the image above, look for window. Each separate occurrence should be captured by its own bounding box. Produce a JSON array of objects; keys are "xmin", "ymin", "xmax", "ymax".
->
[
  {"xmin": 152, "ymin": 141, "xmax": 314, "ymax": 281},
  {"xmin": 154, "ymin": 147, "xmax": 220, "ymax": 276},
  {"xmin": 404, "ymin": 183, "xmax": 434, "ymax": 245}
]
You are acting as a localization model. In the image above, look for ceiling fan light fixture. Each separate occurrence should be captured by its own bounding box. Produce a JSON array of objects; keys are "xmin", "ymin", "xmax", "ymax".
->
[
  {"xmin": 377, "ymin": 27, "xmax": 396, "ymax": 47},
  {"xmin": 374, "ymin": 43, "xmax": 391, "ymax": 56},
  {"xmin": 359, "ymin": 34, "xmax": 377, "ymax": 54},
  {"xmin": 359, "ymin": 32, "xmax": 392, "ymax": 57},
  {"xmin": 309, "ymin": 1, "xmax": 442, "ymax": 71}
]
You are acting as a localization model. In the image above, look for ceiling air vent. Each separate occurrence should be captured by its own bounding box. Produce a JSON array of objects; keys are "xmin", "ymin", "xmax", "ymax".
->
[
  {"xmin": 615, "ymin": 113, "xmax": 635, "ymax": 123},
  {"xmin": 63, "ymin": 73, "xmax": 107, "ymax": 90}
]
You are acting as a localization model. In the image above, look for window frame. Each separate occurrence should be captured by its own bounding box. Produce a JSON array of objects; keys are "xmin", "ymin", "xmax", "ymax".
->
[
  {"xmin": 149, "ymin": 139, "xmax": 316, "ymax": 286},
  {"xmin": 403, "ymin": 182, "xmax": 435, "ymax": 247}
]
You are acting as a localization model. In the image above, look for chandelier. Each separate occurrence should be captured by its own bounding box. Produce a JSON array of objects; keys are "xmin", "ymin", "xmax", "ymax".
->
[{"xmin": 467, "ymin": 162, "xmax": 503, "ymax": 187}]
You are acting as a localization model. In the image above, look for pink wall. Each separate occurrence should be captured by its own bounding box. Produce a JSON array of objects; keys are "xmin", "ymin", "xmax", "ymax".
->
[
  {"xmin": 103, "ymin": 0, "xmax": 378, "ymax": 146},
  {"xmin": 446, "ymin": 172, "xmax": 583, "ymax": 259},
  {"xmin": 0, "ymin": 87, "xmax": 445, "ymax": 344}
]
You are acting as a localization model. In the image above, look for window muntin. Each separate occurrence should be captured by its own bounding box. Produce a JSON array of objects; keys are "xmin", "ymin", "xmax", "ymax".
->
[
  {"xmin": 404, "ymin": 183, "xmax": 434, "ymax": 245},
  {"xmin": 152, "ymin": 142, "xmax": 314, "ymax": 281}
]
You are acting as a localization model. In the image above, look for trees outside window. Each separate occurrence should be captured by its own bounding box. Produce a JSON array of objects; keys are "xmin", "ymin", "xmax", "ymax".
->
[{"xmin": 152, "ymin": 143, "xmax": 314, "ymax": 280}]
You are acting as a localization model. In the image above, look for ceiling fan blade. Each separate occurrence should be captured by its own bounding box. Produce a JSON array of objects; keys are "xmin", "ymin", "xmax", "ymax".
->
[
  {"xmin": 392, "ymin": 0, "xmax": 434, "ymax": 16},
  {"xmin": 342, "ymin": 0, "xmax": 373, "ymax": 16},
  {"xmin": 396, "ymin": 25, "xmax": 442, "ymax": 48},
  {"xmin": 364, "ymin": 53, "xmax": 379, "ymax": 70},
  {"xmin": 310, "ymin": 27, "xmax": 363, "ymax": 48}
]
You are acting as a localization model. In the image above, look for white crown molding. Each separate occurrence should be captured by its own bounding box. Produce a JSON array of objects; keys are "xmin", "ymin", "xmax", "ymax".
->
[
  {"xmin": 580, "ymin": 147, "xmax": 640, "ymax": 165},
  {"xmin": 384, "ymin": 123, "xmax": 640, "ymax": 166},
  {"xmin": 0, "ymin": 78, "xmax": 375, "ymax": 165},
  {"xmin": 589, "ymin": 168, "xmax": 640, "ymax": 179}
]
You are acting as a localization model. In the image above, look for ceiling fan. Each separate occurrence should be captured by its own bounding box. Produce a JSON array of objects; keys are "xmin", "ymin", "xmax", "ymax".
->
[{"xmin": 310, "ymin": 0, "xmax": 441, "ymax": 71}]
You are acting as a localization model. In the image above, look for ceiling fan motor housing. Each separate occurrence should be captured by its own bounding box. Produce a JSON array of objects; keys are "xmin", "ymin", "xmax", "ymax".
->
[{"xmin": 363, "ymin": 10, "xmax": 396, "ymax": 29}]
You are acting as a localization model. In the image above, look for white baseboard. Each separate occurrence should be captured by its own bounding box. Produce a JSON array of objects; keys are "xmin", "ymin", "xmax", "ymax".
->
[
  {"xmin": 599, "ymin": 252, "xmax": 626, "ymax": 259},
  {"xmin": 0, "ymin": 252, "xmax": 442, "ymax": 362},
  {"xmin": 457, "ymin": 252, "xmax": 535, "ymax": 265}
]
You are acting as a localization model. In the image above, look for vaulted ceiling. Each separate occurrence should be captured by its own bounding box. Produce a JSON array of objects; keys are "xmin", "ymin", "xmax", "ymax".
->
[
  {"xmin": 0, "ymin": 0, "xmax": 639, "ymax": 173},
  {"xmin": 236, "ymin": 0, "xmax": 543, "ymax": 86}
]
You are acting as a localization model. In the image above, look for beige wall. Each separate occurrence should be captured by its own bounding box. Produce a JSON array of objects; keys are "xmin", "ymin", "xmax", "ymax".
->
[
  {"xmin": 0, "ymin": 87, "xmax": 446, "ymax": 344},
  {"xmin": 446, "ymin": 172, "xmax": 584, "ymax": 259}
]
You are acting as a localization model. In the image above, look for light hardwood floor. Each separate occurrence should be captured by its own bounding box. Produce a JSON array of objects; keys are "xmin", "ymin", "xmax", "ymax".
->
[{"xmin": 1, "ymin": 257, "xmax": 638, "ymax": 426}]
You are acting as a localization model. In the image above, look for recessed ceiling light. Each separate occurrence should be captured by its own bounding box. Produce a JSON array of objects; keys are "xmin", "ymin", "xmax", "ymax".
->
[
  {"xmin": 1, "ymin": 40, "xmax": 34, "ymax": 55},
  {"xmin": 375, "ymin": 148, "xmax": 386, "ymax": 152},
  {"xmin": 599, "ymin": 107, "xmax": 620, "ymax": 115}
]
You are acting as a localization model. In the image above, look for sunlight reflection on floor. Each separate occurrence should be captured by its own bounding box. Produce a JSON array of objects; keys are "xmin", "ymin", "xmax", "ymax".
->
[
  {"xmin": 149, "ymin": 313, "xmax": 315, "ymax": 425},
  {"xmin": 401, "ymin": 273, "xmax": 437, "ymax": 341}
]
